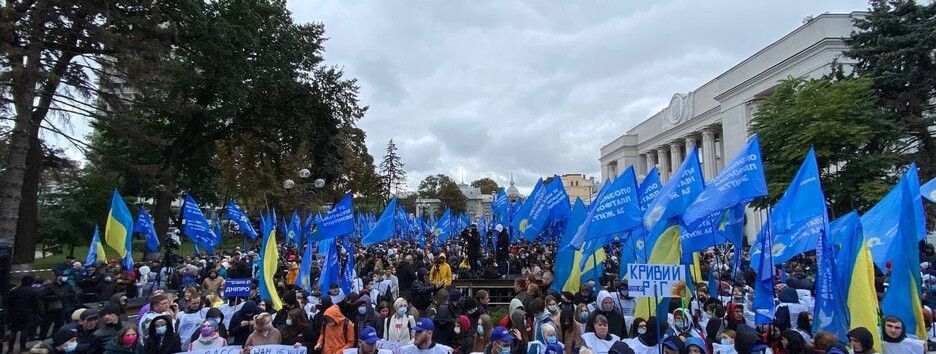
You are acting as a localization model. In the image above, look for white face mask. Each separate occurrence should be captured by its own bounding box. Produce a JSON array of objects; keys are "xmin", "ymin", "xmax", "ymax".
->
[{"xmin": 454, "ymin": 327, "xmax": 461, "ymax": 334}]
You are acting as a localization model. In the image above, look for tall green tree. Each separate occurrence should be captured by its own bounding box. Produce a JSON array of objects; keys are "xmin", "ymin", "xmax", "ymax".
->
[
  {"xmin": 847, "ymin": 0, "xmax": 936, "ymax": 180},
  {"xmin": 750, "ymin": 76, "xmax": 903, "ymax": 215},
  {"xmin": 437, "ymin": 179, "xmax": 468, "ymax": 217},
  {"xmin": 379, "ymin": 138, "xmax": 407, "ymax": 200},
  {"xmin": 470, "ymin": 177, "xmax": 500, "ymax": 195},
  {"xmin": 417, "ymin": 174, "xmax": 454, "ymax": 199}
]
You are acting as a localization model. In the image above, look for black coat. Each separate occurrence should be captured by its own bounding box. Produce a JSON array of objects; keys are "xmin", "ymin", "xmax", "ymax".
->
[
  {"xmin": 228, "ymin": 260, "xmax": 252, "ymax": 279},
  {"xmin": 396, "ymin": 261, "xmax": 417, "ymax": 291},
  {"xmin": 467, "ymin": 231, "xmax": 482, "ymax": 258},
  {"xmin": 8, "ymin": 285, "xmax": 41, "ymax": 317},
  {"xmin": 496, "ymin": 230, "xmax": 510, "ymax": 261}
]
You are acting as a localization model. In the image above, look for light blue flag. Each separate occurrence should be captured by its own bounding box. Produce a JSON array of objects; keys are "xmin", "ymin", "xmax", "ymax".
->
[
  {"xmin": 861, "ymin": 165, "xmax": 927, "ymax": 269},
  {"xmin": 751, "ymin": 149, "xmax": 825, "ymax": 266},
  {"xmin": 643, "ymin": 149, "xmax": 704, "ymax": 232},
  {"xmin": 340, "ymin": 235, "xmax": 354, "ymax": 295},
  {"xmin": 297, "ymin": 237, "xmax": 314, "ymax": 292},
  {"xmin": 304, "ymin": 212, "xmax": 315, "ymax": 242},
  {"xmin": 638, "ymin": 166, "xmax": 662, "ymax": 213},
  {"xmin": 493, "ymin": 189, "xmax": 509, "ymax": 224},
  {"xmin": 617, "ymin": 231, "xmax": 639, "ymax": 280},
  {"xmin": 682, "ymin": 135, "xmax": 767, "ymax": 225},
  {"xmin": 923, "ymin": 177, "xmax": 936, "ymax": 203},
  {"xmin": 213, "ymin": 214, "xmax": 223, "ymax": 246},
  {"xmin": 679, "ymin": 211, "xmax": 723, "ymax": 259},
  {"xmin": 512, "ymin": 179, "xmax": 550, "ymax": 242},
  {"xmin": 363, "ymin": 197, "xmax": 398, "ymax": 246},
  {"xmin": 567, "ymin": 166, "xmax": 642, "ymax": 250},
  {"xmin": 545, "ymin": 177, "xmax": 571, "ymax": 221},
  {"xmin": 718, "ymin": 204, "xmax": 746, "ymax": 247},
  {"xmin": 181, "ymin": 195, "xmax": 216, "ymax": 255},
  {"xmin": 134, "ymin": 209, "xmax": 160, "ymax": 252},
  {"xmin": 881, "ymin": 164, "xmax": 927, "ymax": 337},
  {"xmin": 289, "ymin": 211, "xmax": 301, "ymax": 245},
  {"xmin": 830, "ymin": 211, "xmax": 862, "ymax": 292},
  {"xmin": 813, "ymin": 226, "xmax": 849, "ymax": 339},
  {"xmin": 85, "ymin": 224, "xmax": 103, "ymax": 267},
  {"xmin": 226, "ymin": 200, "xmax": 257, "ymax": 239},
  {"xmin": 554, "ymin": 198, "xmax": 587, "ymax": 294},
  {"xmin": 318, "ymin": 234, "xmax": 340, "ymax": 292},
  {"xmin": 311, "ymin": 194, "xmax": 355, "ymax": 241},
  {"xmin": 753, "ymin": 217, "xmax": 775, "ymax": 325},
  {"xmin": 435, "ymin": 208, "xmax": 453, "ymax": 242}
]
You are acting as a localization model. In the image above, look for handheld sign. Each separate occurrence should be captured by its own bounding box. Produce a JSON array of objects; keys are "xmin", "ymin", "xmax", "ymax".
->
[
  {"xmin": 175, "ymin": 346, "xmax": 241, "ymax": 354},
  {"xmin": 376, "ymin": 340, "xmax": 407, "ymax": 354},
  {"xmin": 626, "ymin": 263, "xmax": 685, "ymax": 298},
  {"xmin": 223, "ymin": 278, "xmax": 252, "ymax": 298},
  {"xmin": 250, "ymin": 345, "xmax": 307, "ymax": 354}
]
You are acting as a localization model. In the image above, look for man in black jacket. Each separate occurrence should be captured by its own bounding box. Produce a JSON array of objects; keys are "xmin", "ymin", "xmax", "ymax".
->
[
  {"xmin": 495, "ymin": 224, "xmax": 510, "ymax": 276},
  {"xmin": 396, "ymin": 255, "xmax": 417, "ymax": 302},
  {"xmin": 228, "ymin": 254, "xmax": 252, "ymax": 279},
  {"xmin": 40, "ymin": 275, "xmax": 76, "ymax": 340},
  {"xmin": 6, "ymin": 276, "xmax": 41, "ymax": 353},
  {"xmin": 466, "ymin": 225, "xmax": 483, "ymax": 271}
]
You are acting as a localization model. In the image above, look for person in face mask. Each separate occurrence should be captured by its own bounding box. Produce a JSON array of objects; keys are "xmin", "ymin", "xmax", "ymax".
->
[
  {"xmin": 353, "ymin": 295, "xmax": 376, "ymax": 341},
  {"xmin": 622, "ymin": 316, "xmax": 668, "ymax": 354},
  {"xmin": 102, "ymin": 327, "xmax": 142, "ymax": 354},
  {"xmin": 314, "ymin": 305, "xmax": 356, "ymax": 354},
  {"xmin": 666, "ymin": 308, "xmax": 704, "ymax": 340},
  {"xmin": 281, "ymin": 309, "xmax": 315, "ymax": 348},
  {"xmin": 473, "ymin": 315, "xmax": 494, "ymax": 352},
  {"xmin": 189, "ymin": 319, "xmax": 227, "ymax": 350},
  {"xmin": 32, "ymin": 327, "xmax": 78, "ymax": 354},
  {"xmin": 383, "ymin": 298, "xmax": 415, "ymax": 343},
  {"xmin": 585, "ymin": 291, "xmax": 627, "ymax": 339},
  {"xmin": 628, "ymin": 318, "xmax": 647, "ymax": 338},
  {"xmin": 143, "ymin": 316, "xmax": 180, "ymax": 354},
  {"xmin": 245, "ymin": 313, "xmax": 283, "ymax": 353},
  {"xmin": 453, "ymin": 315, "xmax": 474, "ymax": 354},
  {"xmin": 484, "ymin": 326, "xmax": 519, "ymax": 354},
  {"xmin": 614, "ymin": 281, "xmax": 636, "ymax": 317}
]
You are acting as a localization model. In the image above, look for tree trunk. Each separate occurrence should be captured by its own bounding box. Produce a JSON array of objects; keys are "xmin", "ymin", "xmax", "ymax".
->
[
  {"xmin": 0, "ymin": 115, "xmax": 35, "ymax": 269},
  {"xmin": 12, "ymin": 131, "xmax": 43, "ymax": 265}
]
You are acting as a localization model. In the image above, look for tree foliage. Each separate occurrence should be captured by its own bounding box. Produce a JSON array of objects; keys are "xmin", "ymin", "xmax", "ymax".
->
[
  {"xmin": 418, "ymin": 174, "xmax": 454, "ymax": 199},
  {"xmin": 750, "ymin": 76, "xmax": 903, "ymax": 215},
  {"xmin": 847, "ymin": 0, "xmax": 936, "ymax": 181},
  {"xmin": 379, "ymin": 138, "xmax": 406, "ymax": 200},
  {"xmin": 437, "ymin": 179, "xmax": 468, "ymax": 217},
  {"xmin": 470, "ymin": 177, "xmax": 500, "ymax": 195}
]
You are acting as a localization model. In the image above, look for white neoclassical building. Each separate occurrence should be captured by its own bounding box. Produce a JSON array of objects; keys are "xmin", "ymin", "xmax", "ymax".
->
[{"xmin": 599, "ymin": 12, "xmax": 863, "ymax": 241}]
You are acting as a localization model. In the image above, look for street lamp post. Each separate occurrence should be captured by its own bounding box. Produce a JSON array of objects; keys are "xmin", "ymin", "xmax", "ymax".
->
[{"xmin": 283, "ymin": 168, "xmax": 326, "ymax": 218}]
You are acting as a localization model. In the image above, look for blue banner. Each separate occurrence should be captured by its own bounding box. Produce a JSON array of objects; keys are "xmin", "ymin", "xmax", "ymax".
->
[
  {"xmin": 813, "ymin": 228, "xmax": 849, "ymax": 339},
  {"xmin": 223, "ymin": 279, "xmax": 253, "ymax": 298},
  {"xmin": 643, "ymin": 149, "xmax": 704, "ymax": 232},
  {"xmin": 682, "ymin": 135, "xmax": 767, "ymax": 225},
  {"xmin": 181, "ymin": 195, "xmax": 216, "ymax": 254},
  {"xmin": 881, "ymin": 164, "xmax": 927, "ymax": 337},
  {"xmin": 493, "ymin": 189, "xmax": 509, "ymax": 224},
  {"xmin": 545, "ymin": 177, "xmax": 571, "ymax": 221},
  {"xmin": 567, "ymin": 166, "xmax": 642, "ymax": 250},
  {"xmin": 134, "ymin": 209, "xmax": 160, "ymax": 252},
  {"xmin": 753, "ymin": 217, "xmax": 775, "ymax": 325},
  {"xmin": 363, "ymin": 197, "xmax": 398, "ymax": 246},
  {"xmin": 512, "ymin": 179, "xmax": 550, "ymax": 241},
  {"xmin": 226, "ymin": 200, "xmax": 257, "ymax": 239},
  {"xmin": 289, "ymin": 211, "xmax": 301, "ymax": 245},
  {"xmin": 862, "ymin": 165, "xmax": 927, "ymax": 269},
  {"xmin": 435, "ymin": 208, "xmax": 453, "ymax": 242},
  {"xmin": 311, "ymin": 194, "xmax": 355, "ymax": 241},
  {"xmin": 213, "ymin": 214, "xmax": 223, "ymax": 246},
  {"xmin": 638, "ymin": 166, "xmax": 662, "ymax": 213}
]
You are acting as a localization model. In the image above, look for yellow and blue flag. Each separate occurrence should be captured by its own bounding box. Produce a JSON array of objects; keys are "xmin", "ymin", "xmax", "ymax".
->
[
  {"xmin": 258, "ymin": 214, "xmax": 282, "ymax": 310},
  {"xmin": 830, "ymin": 211, "xmax": 881, "ymax": 353},
  {"xmin": 682, "ymin": 135, "xmax": 767, "ymax": 226},
  {"xmin": 567, "ymin": 166, "xmax": 642, "ymax": 250},
  {"xmin": 104, "ymin": 189, "xmax": 133, "ymax": 259},
  {"xmin": 85, "ymin": 224, "xmax": 107, "ymax": 266},
  {"xmin": 881, "ymin": 164, "xmax": 927, "ymax": 337}
]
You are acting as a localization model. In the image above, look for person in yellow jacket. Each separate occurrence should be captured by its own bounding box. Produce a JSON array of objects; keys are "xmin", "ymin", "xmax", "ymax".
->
[
  {"xmin": 429, "ymin": 253, "xmax": 453, "ymax": 287},
  {"xmin": 285, "ymin": 261, "xmax": 300, "ymax": 288}
]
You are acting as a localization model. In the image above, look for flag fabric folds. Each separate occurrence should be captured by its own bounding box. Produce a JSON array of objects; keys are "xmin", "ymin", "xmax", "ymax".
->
[
  {"xmin": 753, "ymin": 216, "xmax": 775, "ymax": 325},
  {"xmin": 312, "ymin": 194, "xmax": 355, "ymax": 241},
  {"xmin": 213, "ymin": 214, "xmax": 223, "ymax": 246},
  {"xmin": 134, "ymin": 209, "xmax": 159, "ymax": 253},
  {"xmin": 643, "ymin": 149, "xmax": 704, "ymax": 233},
  {"xmin": 862, "ymin": 165, "xmax": 927, "ymax": 269},
  {"xmin": 881, "ymin": 164, "xmax": 927, "ymax": 337},
  {"xmin": 225, "ymin": 200, "xmax": 257, "ymax": 239},
  {"xmin": 340, "ymin": 235, "xmax": 354, "ymax": 295},
  {"xmin": 435, "ymin": 208, "xmax": 453, "ymax": 242},
  {"xmin": 682, "ymin": 135, "xmax": 767, "ymax": 225},
  {"xmin": 181, "ymin": 195, "xmax": 216, "ymax": 255},
  {"xmin": 922, "ymin": 177, "xmax": 936, "ymax": 203},
  {"xmin": 545, "ymin": 177, "xmax": 571, "ymax": 221},
  {"xmin": 289, "ymin": 211, "xmax": 301, "ymax": 245},
  {"xmin": 813, "ymin": 226, "xmax": 848, "ymax": 340},
  {"xmin": 512, "ymin": 179, "xmax": 550, "ymax": 241},
  {"xmin": 104, "ymin": 189, "xmax": 133, "ymax": 259},
  {"xmin": 567, "ymin": 166, "xmax": 642, "ymax": 250},
  {"xmin": 553, "ymin": 198, "xmax": 587, "ymax": 294},
  {"xmin": 318, "ymin": 236, "xmax": 340, "ymax": 293},
  {"xmin": 363, "ymin": 197, "xmax": 398, "ymax": 246},
  {"xmin": 637, "ymin": 166, "xmax": 662, "ymax": 213},
  {"xmin": 830, "ymin": 211, "xmax": 881, "ymax": 353},
  {"xmin": 258, "ymin": 215, "xmax": 282, "ymax": 311},
  {"xmin": 85, "ymin": 224, "xmax": 107, "ymax": 266}
]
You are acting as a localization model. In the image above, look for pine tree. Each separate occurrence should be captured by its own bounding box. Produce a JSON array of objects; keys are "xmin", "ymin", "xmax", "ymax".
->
[{"xmin": 379, "ymin": 138, "xmax": 407, "ymax": 199}]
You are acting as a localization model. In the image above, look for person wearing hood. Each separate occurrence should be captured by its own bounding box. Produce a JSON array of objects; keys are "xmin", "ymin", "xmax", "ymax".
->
[
  {"xmin": 453, "ymin": 315, "xmax": 474, "ymax": 354},
  {"xmin": 725, "ymin": 302, "xmax": 746, "ymax": 331},
  {"xmin": 581, "ymin": 315, "xmax": 620, "ymax": 354},
  {"xmin": 773, "ymin": 288, "xmax": 807, "ymax": 332},
  {"xmin": 31, "ymin": 327, "xmax": 78, "ymax": 354},
  {"xmin": 230, "ymin": 300, "xmax": 262, "ymax": 346},
  {"xmin": 732, "ymin": 331, "xmax": 769, "ymax": 354},
  {"xmin": 880, "ymin": 316, "xmax": 924, "ymax": 354},
  {"xmin": 353, "ymin": 295, "xmax": 377, "ymax": 340},
  {"xmin": 846, "ymin": 327, "xmax": 876, "ymax": 354},
  {"xmin": 315, "ymin": 305, "xmax": 356, "ymax": 354},
  {"xmin": 661, "ymin": 336, "xmax": 686, "ymax": 354},
  {"xmin": 429, "ymin": 253, "xmax": 452, "ymax": 287},
  {"xmin": 607, "ymin": 342, "xmax": 636, "ymax": 354},
  {"xmin": 102, "ymin": 326, "xmax": 142, "ymax": 354},
  {"xmin": 93, "ymin": 304, "xmax": 125, "ymax": 353},
  {"xmin": 531, "ymin": 298, "xmax": 557, "ymax": 343},
  {"xmin": 684, "ymin": 337, "xmax": 707, "ymax": 354},
  {"xmin": 622, "ymin": 316, "xmax": 668, "ymax": 354},
  {"xmin": 666, "ymin": 308, "xmax": 704, "ymax": 340},
  {"xmin": 188, "ymin": 308, "xmax": 228, "ymax": 343},
  {"xmin": 779, "ymin": 330, "xmax": 806, "ymax": 354},
  {"xmin": 586, "ymin": 291, "xmax": 627, "ymax": 339},
  {"xmin": 189, "ymin": 319, "xmax": 227, "ymax": 350},
  {"xmin": 143, "ymin": 316, "xmax": 180, "ymax": 354}
]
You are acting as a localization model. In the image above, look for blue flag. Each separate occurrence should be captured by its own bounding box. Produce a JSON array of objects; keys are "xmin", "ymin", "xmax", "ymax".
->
[
  {"xmin": 512, "ymin": 179, "xmax": 550, "ymax": 241},
  {"xmin": 312, "ymin": 194, "xmax": 355, "ymax": 241},
  {"xmin": 638, "ymin": 166, "xmax": 662, "ymax": 213},
  {"xmin": 753, "ymin": 216, "xmax": 775, "ymax": 325},
  {"xmin": 545, "ymin": 177, "xmax": 571, "ymax": 221},
  {"xmin": 553, "ymin": 198, "xmax": 587, "ymax": 294},
  {"xmin": 289, "ymin": 211, "xmax": 301, "ymax": 245},
  {"xmin": 813, "ymin": 226, "xmax": 848, "ymax": 339},
  {"xmin": 340, "ymin": 236, "xmax": 354, "ymax": 295},
  {"xmin": 830, "ymin": 211, "xmax": 862, "ymax": 291},
  {"xmin": 435, "ymin": 208, "xmax": 453, "ymax": 242},
  {"xmin": 751, "ymin": 149, "xmax": 825, "ymax": 266},
  {"xmin": 213, "ymin": 214, "xmax": 223, "ymax": 246},
  {"xmin": 297, "ymin": 237, "xmax": 314, "ymax": 292},
  {"xmin": 134, "ymin": 209, "xmax": 159, "ymax": 253},
  {"xmin": 682, "ymin": 135, "xmax": 767, "ymax": 225},
  {"xmin": 363, "ymin": 197, "xmax": 398, "ymax": 246},
  {"xmin": 493, "ymin": 189, "xmax": 509, "ymax": 224},
  {"xmin": 922, "ymin": 177, "xmax": 936, "ymax": 203},
  {"xmin": 181, "ymin": 195, "xmax": 216, "ymax": 255},
  {"xmin": 643, "ymin": 149, "xmax": 704, "ymax": 232},
  {"xmin": 319, "ymin": 238, "xmax": 339, "ymax": 291},
  {"xmin": 862, "ymin": 165, "xmax": 927, "ymax": 269},
  {"xmin": 226, "ymin": 200, "xmax": 257, "ymax": 240},
  {"xmin": 85, "ymin": 224, "xmax": 105, "ymax": 266},
  {"xmin": 881, "ymin": 164, "xmax": 927, "ymax": 337},
  {"xmin": 567, "ymin": 166, "xmax": 642, "ymax": 250}
]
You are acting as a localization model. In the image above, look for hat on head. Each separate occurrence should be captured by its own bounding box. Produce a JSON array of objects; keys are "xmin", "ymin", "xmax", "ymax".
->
[
  {"xmin": 102, "ymin": 303, "xmax": 122, "ymax": 317},
  {"xmin": 80, "ymin": 309, "xmax": 100, "ymax": 320},
  {"xmin": 495, "ymin": 224, "xmax": 504, "ymax": 232},
  {"xmin": 413, "ymin": 317, "xmax": 434, "ymax": 332},
  {"xmin": 71, "ymin": 308, "xmax": 87, "ymax": 321},
  {"xmin": 52, "ymin": 328, "xmax": 77, "ymax": 347},
  {"xmin": 491, "ymin": 326, "xmax": 515, "ymax": 343},
  {"xmin": 358, "ymin": 326, "xmax": 379, "ymax": 344}
]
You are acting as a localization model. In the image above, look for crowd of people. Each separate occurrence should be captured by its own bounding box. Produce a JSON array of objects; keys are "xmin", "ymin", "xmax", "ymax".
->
[{"xmin": 4, "ymin": 223, "xmax": 936, "ymax": 354}]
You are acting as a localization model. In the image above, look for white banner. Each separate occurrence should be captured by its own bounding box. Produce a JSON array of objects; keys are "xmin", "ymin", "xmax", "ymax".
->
[
  {"xmin": 174, "ymin": 346, "xmax": 241, "ymax": 354},
  {"xmin": 376, "ymin": 340, "xmax": 407, "ymax": 354},
  {"xmin": 626, "ymin": 263, "xmax": 685, "ymax": 298},
  {"xmin": 250, "ymin": 345, "xmax": 307, "ymax": 354}
]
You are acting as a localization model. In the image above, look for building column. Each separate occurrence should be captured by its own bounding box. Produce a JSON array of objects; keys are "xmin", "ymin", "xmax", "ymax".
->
[
  {"xmin": 701, "ymin": 127, "xmax": 717, "ymax": 180},
  {"xmin": 646, "ymin": 150, "xmax": 658, "ymax": 176},
  {"xmin": 669, "ymin": 141, "xmax": 682, "ymax": 173},
  {"xmin": 684, "ymin": 134, "xmax": 698, "ymax": 158},
  {"xmin": 657, "ymin": 146, "xmax": 671, "ymax": 182},
  {"xmin": 638, "ymin": 154, "xmax": 647, "ymax": 176}
]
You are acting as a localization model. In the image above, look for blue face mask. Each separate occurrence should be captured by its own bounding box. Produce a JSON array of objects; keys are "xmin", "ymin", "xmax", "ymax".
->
[
  {"xmin": 499, "ymin": 346, "xmax": 511, "ymax": 354},
  {"xmin": 477, "ymin": 326, "xmax": 484, "ymax": 335},
  {"xmin": 155, "ymin": 326, "xmax": 167, "ymax": 336},
  {"xmin": 397, "ymin": 307, "xmax": 407, "ymax": 316},
  {"xmin": 65, "ymin": 342, "xmax": 78, "ymax": 353},
  {"xmin": 358, "ymin": 306, "xmax": 367, "ymax": 315},
  {"xmin": 546, "ymin": 336, "xmax": 557, "ymax": 344}
]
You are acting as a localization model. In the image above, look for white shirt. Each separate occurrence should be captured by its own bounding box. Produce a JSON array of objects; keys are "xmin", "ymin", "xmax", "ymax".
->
[
  {"xmin": 882, "ymin": 339, "xmax": 924, "ymax": 354},
  {"xmin": 343, "ymin": 349, "xmax": 393, "ymax": 354},
  {"xmin": 176, "ymin": 309, "xmax": 208, "ymax": 350},
  {"xmin": 398, "ymin": 343, "xmax": 453, "ymax": 354},
  {"xmin": 621, "ymin": 337, "xmax": 657, "ymax": 354},
  {"xmin": 581, "ymin": 333, "xmax": 620, "ymax": 354},
  {"xmin": 612, "ymin": 295, "xmax": 636, "ymax": 317}
]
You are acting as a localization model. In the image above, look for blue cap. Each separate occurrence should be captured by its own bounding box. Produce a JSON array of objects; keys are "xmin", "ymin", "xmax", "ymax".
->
[
  {"xmin": 413, "ymin": 317, "xmax": 434, "ymax": 332},
  {"xmin": 491, "ymin": 326, "xmax": 515, "ymax": 343},
  {"xmin": 358, "ymin": 326, "xmax": 379, "ymax": 344}
]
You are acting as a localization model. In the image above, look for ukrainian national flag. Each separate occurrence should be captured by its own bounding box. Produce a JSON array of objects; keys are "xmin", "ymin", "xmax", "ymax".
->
[
  {"xmin": 881, "ymin": 164, "xmax": 926, "ymax": 338},
  {"xmin": 831, "ymin": 212, "xmax": 880, "ymax": 353},
  {"xmin": 104, "ymin": 189, "xmax": 133, "ymax": 259},
  {"xmin": 259, "ymin": 215, "xmax": 283, "ymax": 310},
  {"xmin": 85, "ymin": 224, "xmax": 107, "ymax": 267}
]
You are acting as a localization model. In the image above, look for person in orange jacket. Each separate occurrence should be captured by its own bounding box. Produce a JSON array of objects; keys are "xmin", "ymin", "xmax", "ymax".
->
[
  {"xmin": 315, "ymin": 304, "xmax": 356, "ymax": 354},
  {"xmin": 285, "ymin": 261, "xmax": 300, "ymax": 289}
]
